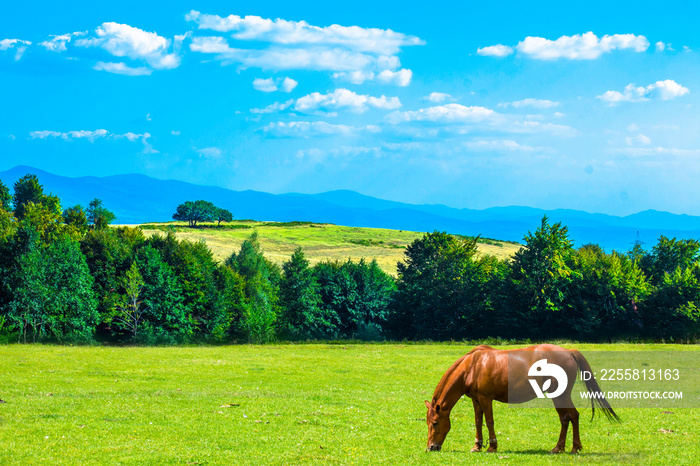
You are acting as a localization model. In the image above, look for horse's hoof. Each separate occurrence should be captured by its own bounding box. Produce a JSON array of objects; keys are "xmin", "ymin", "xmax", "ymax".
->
[
  {"xmin": 550, "ymin": 447, "xmax": 564, "ymax": 454},
  {"xmin": 486, "ymin": 447, "xmax": 497, "ymax": 453},
  {"xmin": 570, "ymin": 446, "xmax": 582, "ymax": 454},
  {"xmin": 470, "ymin": 446, "xmax": 482, "ymax": 453}
]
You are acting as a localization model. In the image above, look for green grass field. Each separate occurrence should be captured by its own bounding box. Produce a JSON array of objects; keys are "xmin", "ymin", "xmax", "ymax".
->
[
  {"xmin": 134, "ymin": 221, "xmax": 522, "ymax": 276},
  {"xmin": 1, "ymin": 343, "xmax": 698, "ymax": 465}
]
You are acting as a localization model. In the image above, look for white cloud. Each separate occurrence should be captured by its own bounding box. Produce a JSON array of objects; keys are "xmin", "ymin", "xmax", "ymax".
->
[
  {"xmin": 1, "ymin": 38, "xmax": 32, "ymax": 60},
  {"xmin": 613, "ymin": 146, "xmax": 700, "ymax": 157},
  {"xmin": 425, "ymin": 92, "xmax": 453, "ymax": 103},
  {"xmin": 253, "ymin": 77, "xmax": 278, "ymax": 92},
  {"xmin": 262, "ymin": 121, "xmax": 380, "ymax": 138},
  {"xmin": 293, "ymin": 88, "xmax": 400, "ymax": 113},
  {"xmin": 332, "ymin": 70, "xmax": 376, "ymax": 84},
  {"xmin": 332, "ymin": 68, "xmax": 412, "ymax": 86},
  {"xmin": 386, "ymin": 103, "xmax": 494, "ymax": 124},
  {"xmin": 187, "ymin": 12, "xmax": 422, "ymax": 85},
  {"xmin": 625, "ymin": 133, "xmax": 652, "ymax": 146},
  {"xmin": 191, "ymin": 37, "xmax": 380, "ymax": 72},
  {"xmin": 197, "ymin": 147, "xmax": 223, "ymax": 158},
  {"xmin": 655, "ymin": 41, "xmax": 666, "ymax": 52},
  {"xmin": 28, "ymin": 129, "xmax": 157, "ymax": 153},
  {"xmin": 253, "ymin": 76, "xmax": 298, "ymax": 92},
  {"xmin": 281, "ymin": 77, "xmax": 298, "ymax": 92},
  {"xmin": 464, "ymin": 139, "xmax": 543, "ymax": 152},
  {"xmin": 77, "ymin": 22, "xmax": 180, "ymax": 71},
  {"xmin": 93, "ymin": 61, "xmax": 152, "ymax": 76},
  {"xmin": 250, "ymin": 100, "xmax": 295, "ymax": 114},
  {"xmin": 480, "ymin": 32, "xmax": 649, "ymax": 60},
  {"xmin": 171, "ymin": 130, "xmax": 181, "ymax": 136},
  {"xmin": 477, "ymin": 44, "xmax": 514, "ymax": 57},
  {"xmin": 39, "ymin": 31, "xmax": 86, "ymax": 52},
  {"xmin": 500, "ymin": 98, "xmax": 560, "ymax": 109},
  {"xmin": 376, "ymin": 68, "xmax": 412, "ymax": 86},
  {"xmin": 185, "ymin": 10, "xmax": 424, "ymax": 55},
  {"xmin": 597, "ymin": 79, "xmax": 690, "ymax": 104}
]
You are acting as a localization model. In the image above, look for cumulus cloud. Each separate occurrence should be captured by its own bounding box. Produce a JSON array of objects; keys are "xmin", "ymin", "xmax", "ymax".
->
[
  {"xmin": 28, "ymin": 129, "xmax": 157, "ymax": 152},
  {"xmin": 186, "ymin": 10, "xmax": 423, "ymax": 55},
  {"xmin": 479, "ymin": 32, "xmax": 649, "ymax": 60},
  {"xmin": 77, "ymin": 22, "xmax": 181, "ymax": 72},
  {"xmin": 253, "ymin": 76, "xmax": 298, "ymax": 92},
  {"xmin": 187, "ymin": 11, "xmax": 422, "ymax": 85},
  {"xmin": 1, "ymin": 38, "xmax": 32, "ymax": 60},
  {"xmin": 93, "ymin": 61, "xmax": 152, "ymax": 76},
  {"xmin": 293, "ymin": 88, "xmax": 401, "ymax": 113},
  {"xmin": 425, "ymin": 92, "xmax": 453, "ymax": 103},
  {"xmin": 332, "ymin": 68, "xmax": 412, "ymax": 86},
  {"xmin": 464, "ymin": 139, "xmax": 545, "ymax": 152},
  {"xmin": 477, "ymin": 44, "xmax": 514, "ymax": 57},
  {"xmin": 252, "ymin": 89, "xmax": 400, "ymax": 114},
  {"xmin": 262, "ymin": 121, "xmax": 380, "ymax": 138},
  {"xmin": 250, "ymin": 100, "xmax": 295, "ymax": 114},
  {"xmin": 597, "ymin": 79, "xmax": 690, "ymax": 104},
  {"xmin": 39, "ymin": 31, "xmax": 86, "ymax": 52},
  {"xmin": 196, "ymin": 147, "xmax": 223, "ymax": 158},
  {"xmin": 499, "ymin": 98, "xmax": 560, "ymax": 109},
  {"xmin": 625, "ymin": 133, "xmax": 652, "ymax": 146},
  {"xmin": 385, "ymin": 103, "xmax": 494, "ymax": 124},
  {"xmin": 385, "ymin": 103, "xmax": 577, "ymax": 138}
]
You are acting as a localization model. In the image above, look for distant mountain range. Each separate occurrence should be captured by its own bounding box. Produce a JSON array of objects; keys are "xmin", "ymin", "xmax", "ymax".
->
[{"xmin": 2, "ymin": 165, "xmax": 700, "ymax": 252}]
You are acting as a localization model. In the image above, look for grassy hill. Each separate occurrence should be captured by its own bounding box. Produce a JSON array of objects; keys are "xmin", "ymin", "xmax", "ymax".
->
[{"xmin": 136, "ymin": 221, "xmax": 522, "ymax": 275}]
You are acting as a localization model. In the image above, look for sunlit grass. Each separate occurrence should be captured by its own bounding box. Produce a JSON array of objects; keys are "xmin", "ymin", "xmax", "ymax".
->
[
  {"xmin": 0, "ymin": 343, "xmax": 698, "ymax": 464},
  {"xmin": 136, "ymin": 221, "xmax": 521, "ymax": 276}
]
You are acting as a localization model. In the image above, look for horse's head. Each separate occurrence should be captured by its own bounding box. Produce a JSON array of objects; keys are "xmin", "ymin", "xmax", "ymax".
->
[{"xmin": 425, "ymin": 399, "xmax": 451, "ymax": 451}]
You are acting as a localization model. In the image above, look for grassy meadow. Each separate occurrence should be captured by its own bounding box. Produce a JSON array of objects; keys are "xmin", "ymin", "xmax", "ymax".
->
[
  {"xmin": 1, "ymin": 343, "xmax": 699, "ymax": 465},
  {"xmin": 135, "ymin": 221, "xmax": 522, "ymax": 275}
]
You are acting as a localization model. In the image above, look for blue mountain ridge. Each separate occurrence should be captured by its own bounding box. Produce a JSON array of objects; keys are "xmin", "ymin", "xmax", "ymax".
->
[{"xmin": 2, "ymin": 165, "xmax": 700, "ymax": 252}]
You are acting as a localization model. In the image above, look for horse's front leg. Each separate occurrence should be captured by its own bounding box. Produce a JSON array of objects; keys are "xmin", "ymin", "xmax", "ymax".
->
[
  {"xmin": 478, "ymin": 396, "xmax": 497, "ymax": 452},
  {"xmin": 471, "ymin": 398, "xmax": 484, "ymax": 452}
]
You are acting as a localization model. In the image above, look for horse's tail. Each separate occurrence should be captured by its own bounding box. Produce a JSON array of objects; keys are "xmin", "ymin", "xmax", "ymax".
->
[{"xmin": 570, "ymin": 350, "xmax": 621, "ymax": 423}]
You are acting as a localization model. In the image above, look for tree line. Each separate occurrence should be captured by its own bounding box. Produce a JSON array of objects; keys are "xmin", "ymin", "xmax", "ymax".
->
[{"xmin": 1, "ymin": 173, "xmax": 699, "ymax": 344}]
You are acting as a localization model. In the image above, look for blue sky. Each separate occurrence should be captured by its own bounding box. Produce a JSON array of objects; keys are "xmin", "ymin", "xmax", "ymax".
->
[{"xmin": 2, "ymin": 1, "xmax": 699, "ymax": 216}]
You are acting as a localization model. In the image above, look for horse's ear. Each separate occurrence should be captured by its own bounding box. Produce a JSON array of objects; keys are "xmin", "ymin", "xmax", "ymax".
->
[{"xmin": 424, "ymin": 400, "xmax": 431, "ymax": 409}]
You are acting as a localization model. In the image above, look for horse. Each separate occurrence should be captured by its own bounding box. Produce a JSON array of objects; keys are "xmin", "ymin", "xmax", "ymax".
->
[{"xmin": 425, "ymin": 344, "xmax": 619, "ymax": 454}]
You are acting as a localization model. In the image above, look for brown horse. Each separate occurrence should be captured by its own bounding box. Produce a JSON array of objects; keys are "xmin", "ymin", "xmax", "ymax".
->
[{"xmin": 425, "ymin": 344, "xmax": 619, "ymax": 454}]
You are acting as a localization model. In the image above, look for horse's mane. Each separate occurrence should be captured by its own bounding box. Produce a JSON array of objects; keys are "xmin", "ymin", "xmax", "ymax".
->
[{"xmin": 431, "ymin": 345, "xmax": 494, "ymax": 402}]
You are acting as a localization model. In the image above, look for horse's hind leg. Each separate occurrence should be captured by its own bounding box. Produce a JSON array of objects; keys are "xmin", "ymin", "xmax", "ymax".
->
[
  {"xmin": 570, "ymin": 408, "xmax": 582, "ymax": 453},
  {"xmin": 471, "ymin": 399, "xmax": 484, "ymax": 452},
  {"xmin": 551, "ymin": 407, "xmax": 571, "ymax": 454}
]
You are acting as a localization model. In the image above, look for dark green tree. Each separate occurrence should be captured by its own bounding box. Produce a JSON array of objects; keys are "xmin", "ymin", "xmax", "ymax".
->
[
  {"xmin": 0, "ymin": 180, "xmax": 11, "ymax": 211},
  {"xmin": 135, "ymin": 245, "xmax": 190, "ymax": 343},
  {"xmin": 508, "ymin": 216, "xmax": 575, "ymax": 338},
  {"xmin": 87, "ymin": 198, "xmax": 116, "ymax": 230},
  {"xmin": 391, "ymin": 232, "xmax": 496, "ymax": 340},
  {"xmin": 566, "ymin": 245, "xmax": 650, "ymax": 339},
  {"xmin": 63, "ymin": 205, "xmax": 89, "ymax": 234},
  {"xmin": 80, "ymin": 227, "xmax": 145, "ymax": 330},
  {"xmin": 6, "ymin": 235, "xmax": 98, "ymax": 343},
  {"xmin": 279, "ymin": 247, "xmax": 328, "ymax": 339},
  {"xmin": 12, "ymin": 174, "xmax": 44, "ymax": 220},
  {"xmin": 215, "ymin": 208, "xmax": 233, "ymax": 226},
  {"xmin": 225, "ymin": 232, "xmax": 280, "ymax": 342},
  {"xmin": 172, "ymin": 200, "xmax": 217, "ymax": 227}
]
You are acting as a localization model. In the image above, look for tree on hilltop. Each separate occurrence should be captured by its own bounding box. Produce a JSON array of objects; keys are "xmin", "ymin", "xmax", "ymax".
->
[{"xmin": 172, "ymin": 200, "xmax": 232, "ymax": 227}]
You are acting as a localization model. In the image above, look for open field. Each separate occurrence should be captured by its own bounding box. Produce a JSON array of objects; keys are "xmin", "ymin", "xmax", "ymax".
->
[
  {"xmin": 1, "ymin": 343, "xmax": 699, "ymax": 465},
  {"xmin": 134, "ymin": 221, "xmax": 522, "ymax": 276}
]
